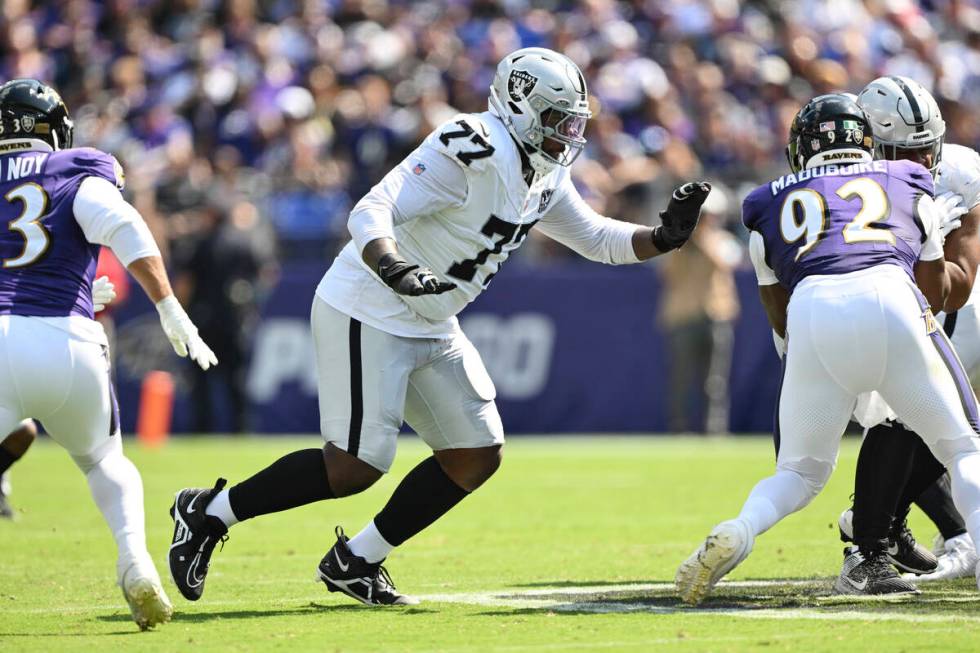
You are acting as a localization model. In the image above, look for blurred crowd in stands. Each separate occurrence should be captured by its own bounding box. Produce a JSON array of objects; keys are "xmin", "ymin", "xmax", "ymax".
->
[
  {"xmin": 3, "ymin": 0, "xmax": 979, "ymax": 431},
  {"xmin": 4, "ymin": 0, "xmax": 978, "ymax": 264}
]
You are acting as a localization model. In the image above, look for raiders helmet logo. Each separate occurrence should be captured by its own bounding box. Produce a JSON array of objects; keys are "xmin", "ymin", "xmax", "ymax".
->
[{"xmin": 508, "ymin": 70, "xmax": 538, "ymax": 102}]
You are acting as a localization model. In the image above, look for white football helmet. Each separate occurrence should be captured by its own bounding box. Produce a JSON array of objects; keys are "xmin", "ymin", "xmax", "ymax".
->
[
  {"xmin": 489, "ymin": 48, "xmax": 592, "ymax": 176},
  {"xmin": 857, "ymin": 75, "xmax": 945, "ymax": 174}
]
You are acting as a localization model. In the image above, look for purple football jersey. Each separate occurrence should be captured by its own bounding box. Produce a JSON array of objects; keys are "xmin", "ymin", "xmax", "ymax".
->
[
  {"xmin": 0, "ymin": 144, "xmax": 120, "ymax": 319},
  {"xmin": 743, "ymin": 159, "xmax": 934, "ymax": 290}
]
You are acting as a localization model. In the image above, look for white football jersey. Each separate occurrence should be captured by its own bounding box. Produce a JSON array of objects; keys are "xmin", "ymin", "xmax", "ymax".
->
[
  {"xmin": 854, "ymin": 143, "xmax": 980, "ymax": 429},
  {"xmin": 317, "ymin": 110, "xmax": 638, "ymax": 338},
  {"xmin": 937, "ymin": 143, "xmax": 980, "ymax": 211}
]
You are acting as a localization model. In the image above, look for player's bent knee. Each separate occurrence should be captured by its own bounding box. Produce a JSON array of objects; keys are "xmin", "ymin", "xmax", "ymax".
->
[
  {"xmin": 928, "ymin": 436, "xmax": 980, "ymax": 469},
  {"xmin": 776, "ymin": 456, "xmax": 833, "ymax": 504},
  {"xmin": 70, "ymin": 435, "xmax": 124, "ymax": 474},
  {"xmin": 323, "ymin": 443, "xmax": 383, "ymax": 497},
  {"xmin": 435, "ymin": 445, "xmax": 502, "ymax": 492}
]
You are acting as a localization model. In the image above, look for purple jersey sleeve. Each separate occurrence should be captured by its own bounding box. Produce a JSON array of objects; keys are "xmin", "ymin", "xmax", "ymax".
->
[{"xmin": 0, "ymin": 146, "xmax": 122, "ymax": 319}]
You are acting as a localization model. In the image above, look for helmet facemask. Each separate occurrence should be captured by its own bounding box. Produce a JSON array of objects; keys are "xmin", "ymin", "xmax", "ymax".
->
[
  {"xmin": 528, "ymin": 101, "xmax": 589, "ymax": 170},
  {"xmin": 874, "ymin": 137, "xmax": 944, "ymax": 176}
]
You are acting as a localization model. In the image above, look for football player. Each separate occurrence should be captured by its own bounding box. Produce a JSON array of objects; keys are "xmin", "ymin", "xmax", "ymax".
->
[
  {"xmin": 676, "ymin": 93, "xmax": 980, "ymax": 605},
  {"xmin": 0, "ymin": 79, "xmax": 217, "ymax": 628},
  {"xmin": 837, "ymin": 77, "xmax": 980, "ymax": 589},
  {"xmin": 168, "ymin": 47, "xmax": 711, "ymax": 606},
  {"xmin": 0, "ymin": 277, "xmax": 115, "ymax": 518}
]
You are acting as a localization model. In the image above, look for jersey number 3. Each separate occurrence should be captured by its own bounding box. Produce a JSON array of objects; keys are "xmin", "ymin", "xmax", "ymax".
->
[
  {"xmin": 780, "ymin": 177, "xmax": 894, "ymax": 261},
  {"xmin": 4, "ymin": 182, "xmax": 50, "ymax": 268}
]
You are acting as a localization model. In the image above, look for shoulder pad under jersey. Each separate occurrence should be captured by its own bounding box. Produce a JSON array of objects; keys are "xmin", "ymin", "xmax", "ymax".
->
[
  {"xmin": 428, "ymin": 114, "xmax": 498, "ymax": 173},
  {"xmin": 60, "ymin": 147, "xmax": 126, "ymax": 190},
  {"xmin": 937, "ymin": 144, "xmax": 980, "ymax": 209}
]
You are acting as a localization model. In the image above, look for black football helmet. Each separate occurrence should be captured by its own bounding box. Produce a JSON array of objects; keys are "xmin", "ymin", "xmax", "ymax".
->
[
  {"xmin": 785, "ymin": 94, "xmax": 872, "ymax": 173},
  {"xmin": 0, "ymin": 79, "xmax": 74, "ymax": 150}
]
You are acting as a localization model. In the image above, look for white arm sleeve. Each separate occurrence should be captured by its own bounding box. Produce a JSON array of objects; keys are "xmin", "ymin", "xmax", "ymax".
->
[
  {"xmin": 536, "ymin": 177, "xmax": 639, "ymax": 265},
  {"xmin": 749, "ymin": 231, "xmax": 779, "ymax": 285},
  {"xmin": 917, "ymin": 194, "xmax": 944, "ymax": 262},
  {"xmin": 348, "ymin": 146, "xmax": 468, "ymax": 253},
  {"xmin": 72, "ymin": 176, "xmax": 161, "ymax": 266}
]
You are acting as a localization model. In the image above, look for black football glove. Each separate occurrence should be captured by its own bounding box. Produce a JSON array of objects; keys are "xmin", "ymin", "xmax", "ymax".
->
[
  {"xmin": 652, "ymin": 181, "xmax": 712, "ymax": 252},
  {"xmin": 377, "ymin": 254, "xmax": 457, "ymax": 296}
]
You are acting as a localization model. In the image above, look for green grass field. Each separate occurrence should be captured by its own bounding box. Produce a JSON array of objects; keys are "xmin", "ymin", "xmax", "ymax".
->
[{"xmin": 1, "ymin": 435, "xmax": 978, "ymax": 652}]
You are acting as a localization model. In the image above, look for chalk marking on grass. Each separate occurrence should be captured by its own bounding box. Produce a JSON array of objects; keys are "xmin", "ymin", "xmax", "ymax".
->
[
  {"xmin": 5, "ymin": 579, "xmax": 980, "ymax": 625},
  {"xmin": 417, "ymin": 580, "xmax": 980, "ymax": 623}
]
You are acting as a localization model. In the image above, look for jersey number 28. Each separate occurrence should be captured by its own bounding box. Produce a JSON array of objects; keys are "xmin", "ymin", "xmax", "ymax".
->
[
  {"xmin": 3, "ymin": 182, "xmax": 50, "ymax": 268},
  {"xmin": 780, "ymin": 177, "xmax": 894, "ymax": 261}
]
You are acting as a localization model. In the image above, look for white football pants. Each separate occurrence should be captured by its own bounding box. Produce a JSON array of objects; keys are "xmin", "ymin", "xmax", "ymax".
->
[
  {"xmin": 0, "ymin": 315, "xmax": 150, "ymax": 572},
  {"xmin": 739, "ymin": 265, "xmax": 980, "ymax": 548}
]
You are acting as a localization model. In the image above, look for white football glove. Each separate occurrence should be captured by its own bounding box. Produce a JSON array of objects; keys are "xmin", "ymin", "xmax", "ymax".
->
[
  {"xmin": 92, "ymin": 275, "xmax": 116, "ymax": 313},
  {"xmin": 936, "ymin": 192, "xmax": 968, "ymax": 240},
  {"xmin": 155, "ymin": 295, "xmax": 218, "ymax": 371}
]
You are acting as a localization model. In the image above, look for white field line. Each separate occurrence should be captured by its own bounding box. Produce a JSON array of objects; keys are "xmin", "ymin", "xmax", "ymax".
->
[{"xmin": 4, "ymin": 580, "xmax": 980, "ymax": 625}]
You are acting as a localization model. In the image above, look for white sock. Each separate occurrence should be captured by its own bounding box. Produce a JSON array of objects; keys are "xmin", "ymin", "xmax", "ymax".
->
[
  {"xmin": 737, "ymin": 470, "xmax": 812, "ymax": 536},
  {"xmin": 85, "ymin": 448, "xmax": 150, "ymax": 573},
  {"xmin": 347, "ymin": 520, "xmax": 394, "ymax": 563},
  {"xmin": 205, "ymin": 489, "xmax": 240, "ymax": 528},
  {"xmin": 947, "ymin": 453, "xmax": 980, "ymax": 558}
]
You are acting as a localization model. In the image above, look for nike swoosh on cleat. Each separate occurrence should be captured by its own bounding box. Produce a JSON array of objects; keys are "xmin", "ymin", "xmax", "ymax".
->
[
  {"xmin": 186, "ymin": 537, "xmax": 209, "ymax": 588},
  {"xmin": 334, "ymin": 548, "xmax": 350, "ymax": 572},
  {"xmin": 844, "ymin": 576, "xmax": 869, "ymax": 591},
  {"xmin": 186, "ymin": 493, "xmax": 200, "ymax": 514}
]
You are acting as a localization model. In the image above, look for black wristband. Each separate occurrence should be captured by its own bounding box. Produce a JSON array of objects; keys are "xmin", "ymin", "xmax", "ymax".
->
[
  {"xmin": 377, "ymin": 254, "xmax": 416, "ymax": 287},
  {"xmin": 651, "ymin": 225, "xmax": 677, "ymax": 253}
]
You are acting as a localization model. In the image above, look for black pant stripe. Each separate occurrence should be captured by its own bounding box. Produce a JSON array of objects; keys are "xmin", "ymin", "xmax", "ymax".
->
[
  {"xmin": 773, "ymin": 346, "xmax": 788, "ymax": 459},
  {"xmin": 347, "ymin": 318, "xmax": 363, "ymax": 456},
  {"xmin": 102, "ymin": 346, "xmax": 119, "ymax": 437},
  {"xmin": 108, "ymin": 379, "xmax": 119, "ymax": 436}
]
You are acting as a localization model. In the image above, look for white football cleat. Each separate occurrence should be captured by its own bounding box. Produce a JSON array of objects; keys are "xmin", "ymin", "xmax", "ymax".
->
[
  {"xmin": 675, "ymin": 518, "xmax": 754, "ymax": 606},
  {"xmin": 118, "ymin": 560, "xmax": 174, "ymax": 631},
  {"xmin": 909, "ymin": 534, "xmax": 979, "ymax": 583}
]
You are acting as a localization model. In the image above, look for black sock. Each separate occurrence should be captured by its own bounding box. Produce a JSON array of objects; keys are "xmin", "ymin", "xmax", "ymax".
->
[
  {"xmin": 915, "ymin": 474, "xmax": 967, "ymax": 540},
  {"xmin": 228, "ymin": 448, "xmax": 334, "ymax": 521},
  {"xmin": 852, "ymin": 422, "xmax": 919, "ymax": 553},
  {"xmin": 374, "ymin": 456, "xmax": 469, "ymax": 547},
  {"xmin": 0, "ymin": 448, "xmax": 16, "ymax": 476},
  {"xmin": 895, "ymin": 435, "xmax": 947, "ymax": 514}
]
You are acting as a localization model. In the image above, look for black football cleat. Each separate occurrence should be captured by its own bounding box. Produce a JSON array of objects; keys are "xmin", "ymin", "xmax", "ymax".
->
[
  {"xmin": 838, "ymin": 508, "xmax": 938, "ymax": 575},
  {"xmin": 834, "ymin": 547, "xmax": 920, "ymax": 596},
  {"xmin": 317, "ymin": 526, "xmax": 419, "ymax": 606},
  {"xmin": 168, "ymin": 478, "xmax": 229, "ymax": 601},
  {"xmin": 888, "ymin": 514, "xmax": 939, "ymax": 575}
]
